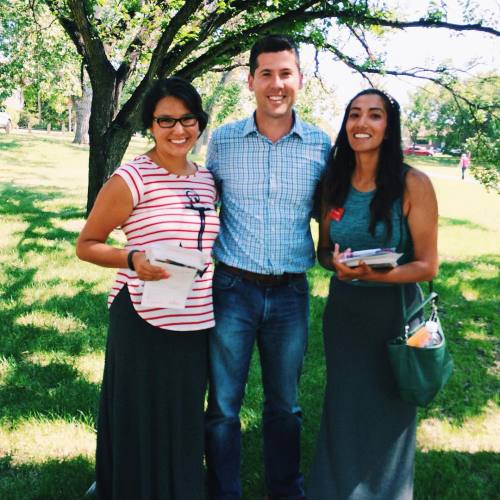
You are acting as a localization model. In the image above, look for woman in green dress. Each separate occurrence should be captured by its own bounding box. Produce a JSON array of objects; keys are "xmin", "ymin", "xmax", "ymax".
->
[{"xmin": 309, "ymin": 89, "xmax": 438, "ymax": 500}]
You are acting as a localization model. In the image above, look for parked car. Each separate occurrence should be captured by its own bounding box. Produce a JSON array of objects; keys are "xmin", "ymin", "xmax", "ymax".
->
[
  {"xmin": 403, "ymin": 145, "xmax": 434, "ymax": 156},
  {"xmin": 0, "ymin": 110, "xmax": 12, "ymax": 133}
]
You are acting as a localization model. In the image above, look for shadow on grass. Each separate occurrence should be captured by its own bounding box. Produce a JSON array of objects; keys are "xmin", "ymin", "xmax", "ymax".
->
[
  {"xmin": 0, "ymin": 139, "xmax": 21, "ymax": 151},
  {"xmin": 0, "ymin": 360, "xmax": 99, "ymax": 423},
  {"xmin": 1, "ymin": 265, "xmax": 108, "ymax": 356},
  {"xmin": 0, "ymin": 454, "xmax": 94, "ymax": 500},
  {"xmin": 414, "ymin": 450, "xmax": 500, "ymax": 500},
  {"xmin": 3, "ymin": 132, "xmax": 90, "ymax": 152},
  {"xmin": 0, "ymin": 185, "xmax": 84, "ymax": 257},
  {"xmin": 439, "ymin": 216, "xmax": 489, "ymax": 231},
  {"xmin": 0, "ymin": 448, "xmax": 497, "ymax": 500},
  {"xmin": 424, "ymin": 255, "xmax": 499, "ymax": 423},
  {"xmin": 0, "ymin": 265, "xmax": 104, "ymax": 426},
  {"xmin": 406, "ymin": 155, "xmax": 459, "ymax": 168},
  {"xmin": 240, "ymin": 421, "xmax": 500, "ymax": 500},
  {"xmin": 0, "ymin": 185, "xmax": 106, "ymax": 426}
]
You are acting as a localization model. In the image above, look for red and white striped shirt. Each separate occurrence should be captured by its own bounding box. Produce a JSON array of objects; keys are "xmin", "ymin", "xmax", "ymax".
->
[{"xmin": 108, "ymin": 155, "xmax": 220, "ymax": 332}]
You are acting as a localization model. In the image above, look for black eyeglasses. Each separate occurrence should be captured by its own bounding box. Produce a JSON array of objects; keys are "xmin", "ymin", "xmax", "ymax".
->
[{"xmin": 153, "ymin": 114, "xmax": 199, "ymax": 128}]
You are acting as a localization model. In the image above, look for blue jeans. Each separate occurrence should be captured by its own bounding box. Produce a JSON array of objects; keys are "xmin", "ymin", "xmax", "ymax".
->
[{"xmin": 206, "ymin": 266, "xmax": 309, "ymax": 500}]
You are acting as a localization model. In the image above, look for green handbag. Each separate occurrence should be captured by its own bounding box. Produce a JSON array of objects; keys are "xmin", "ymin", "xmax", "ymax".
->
[{"xmin": 387, "ymin": 284, "xmax": 453, "ymax": 407}]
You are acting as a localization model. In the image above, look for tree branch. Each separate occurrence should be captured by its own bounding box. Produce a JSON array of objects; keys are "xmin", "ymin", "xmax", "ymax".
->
[
  {"xmin": 300, "ymin": 8, "xmax": 500, "ymax": 36},
  {"xmin": 158, "ymin": 0, "xmax": 277, "ymax": 77},
  {"xmin": 116, "ymin": 24, "xmax": 151, "ymax": 84},
  {"xmin": 175, "ymin": 1, "xmax": 498, "ymax": 81},
  {"xmin": 112, "ymin": 0, "xmax": 499, "ymax": 133},
  {"xmin": 364, "ymin": 17, "xmax": 499, "ymax": 36},
  {"xmin": 143, "ymin": 0, "xmax": 205, "ymax": 83},
  {"xmin": 44, "ymin": 0, "xmax": 87, "ymax": 61},
  {"xmin": 319, "ymin": 40, "xmax": 496, "ymax": 112},
  {"xmin": 175, "ymin": 1, "xmax": 321, "ymax": 80},
  {"xmin": 65, "ymin": 0, "xmax": 115, "ymax": 80},
  {"xmin": 346, "ymin": 25, "xmax": 375, "ymax": 61},
  {"xmin": 114, "ymin": 0, "xmax": 268, "ymax": 129}
]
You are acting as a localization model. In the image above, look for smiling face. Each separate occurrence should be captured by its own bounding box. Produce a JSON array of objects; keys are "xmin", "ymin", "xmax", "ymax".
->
[
  {"xmin": 346, "ymin": 93, "xmax": 388, "ymax": 154},
  {"xmin": 150, "ymin": 95, "xmax": 200, "ymax": 159},
  {"xmin": 248, "ymin": 50, "xmax": 303, "ymax": 121}
]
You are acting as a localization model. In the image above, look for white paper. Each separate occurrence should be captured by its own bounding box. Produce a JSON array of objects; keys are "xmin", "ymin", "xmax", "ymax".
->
[{"xmin": 140, "ymin": 244, "xmax": 207, "ymax": 309}]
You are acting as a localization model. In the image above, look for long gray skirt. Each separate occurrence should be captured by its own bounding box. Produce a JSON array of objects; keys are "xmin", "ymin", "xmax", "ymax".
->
[
  {"xmin": 96, "ymin": 287, "xmax": 209, "ymax": 500},
  {"xmin": 309, "ymin": 279, "xmax": 420, "ymax": 500}
]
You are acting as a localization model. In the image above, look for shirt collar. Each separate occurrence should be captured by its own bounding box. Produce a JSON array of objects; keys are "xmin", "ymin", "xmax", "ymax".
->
[{"xmin": 242, "ymin": 110, "xmax": 305, "ymax": 140}]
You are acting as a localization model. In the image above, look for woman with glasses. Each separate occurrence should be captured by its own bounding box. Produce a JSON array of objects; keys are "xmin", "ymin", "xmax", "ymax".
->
[{"xmin": 76, "ymin": 77, "xmax": 219, "ymax": 500}]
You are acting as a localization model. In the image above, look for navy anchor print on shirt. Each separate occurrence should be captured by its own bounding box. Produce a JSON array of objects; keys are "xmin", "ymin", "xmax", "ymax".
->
[{"xmin": 184, "ymin": 189, "xmax": 212, "ymax": 277}]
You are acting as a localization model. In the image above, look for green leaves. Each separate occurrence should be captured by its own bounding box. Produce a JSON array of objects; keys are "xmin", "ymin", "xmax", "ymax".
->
[{"xmin": 405, "ymin": 73, "xmax": 500, "ymax": 191}]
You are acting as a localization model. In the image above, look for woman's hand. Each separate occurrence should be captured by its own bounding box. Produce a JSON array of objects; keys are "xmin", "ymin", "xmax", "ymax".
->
[
  {"xmin": 332, "ymin": 244, "xmax": 373, "ymax": 281},
  {"xmin": 132, "ymin": 252, "xmax": 170, "ymax": 281}
]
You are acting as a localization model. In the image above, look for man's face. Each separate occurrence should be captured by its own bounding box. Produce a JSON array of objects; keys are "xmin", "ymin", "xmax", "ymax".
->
[{"xmin": 248, "ymin": 50, "xmax": 303, "ymax": 120}]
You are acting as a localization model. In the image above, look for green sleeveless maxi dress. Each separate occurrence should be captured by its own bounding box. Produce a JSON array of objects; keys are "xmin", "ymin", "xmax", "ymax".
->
[{"xmin": 308, "ymin": 185, "xmax": 422, "ymax": 500}]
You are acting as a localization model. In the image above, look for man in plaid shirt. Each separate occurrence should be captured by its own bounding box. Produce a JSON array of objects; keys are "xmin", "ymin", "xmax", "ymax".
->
[{"xmin": 205, "ymin": 34, "xmax": 331, "ymax": 500}]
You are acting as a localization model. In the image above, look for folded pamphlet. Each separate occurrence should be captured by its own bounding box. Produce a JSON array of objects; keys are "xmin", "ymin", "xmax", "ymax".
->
[
  {"xmin": 339, "ymin": 247, "xmax": 403, "ymax": 268},
  {"xmin": 141, "ymin": 244, "xmax": 207, "ymax": 309}
]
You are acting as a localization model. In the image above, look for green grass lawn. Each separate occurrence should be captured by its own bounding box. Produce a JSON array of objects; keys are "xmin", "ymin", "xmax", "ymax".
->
[{"xmin": 0, "ymin": 132, "xmax": 498, "ymax": 499}]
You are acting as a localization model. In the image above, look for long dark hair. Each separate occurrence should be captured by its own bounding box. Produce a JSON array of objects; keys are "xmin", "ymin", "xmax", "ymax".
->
[{"xmin": 322, "ymin": 88, "xmax": 405, "ymax": 240}]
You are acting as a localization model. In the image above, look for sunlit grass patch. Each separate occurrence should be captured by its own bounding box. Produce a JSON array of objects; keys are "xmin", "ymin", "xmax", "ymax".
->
[
  {"xmin": 439, "ymin": 224, "xmax": 499, "ymax": 258},
  {"xmin": 417, "ymin": 402, "xmax": 500, "ymax": 453},
  {"xmin": 308, "ymin": 264, "xmax": 330, "ymax": 298},
  {"xmin": 0, "ymin": 357, "xmax": 16, "ymax": 386},
  {"xmin": 15, "ymin": 311, "xmax": 86, "ymax": 334},
  {"xmin": 0, "ymin": 419, "xmax": 95, "ymax": 464},
  {"xmin": 74, "ymin": 354, "xmax": 104, "ymax": 385},
  {"xmin": 51, "ymin": 217, "xmax": 85, "ymax": 233}
]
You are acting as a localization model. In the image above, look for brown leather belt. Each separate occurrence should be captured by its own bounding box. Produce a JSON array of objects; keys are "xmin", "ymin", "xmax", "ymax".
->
[{"xmin": 217, "ymin": 262, "xmax": 304, "ymax": 287}]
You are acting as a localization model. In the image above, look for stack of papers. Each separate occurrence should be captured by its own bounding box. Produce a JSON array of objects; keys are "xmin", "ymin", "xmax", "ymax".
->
[
  {"xmin": 141, "ymin": 244, "xmax": 207, "ymax": 309},
  {"xmin": 339, "ymin": 248, "xmax": 402, "ymax": 268}
]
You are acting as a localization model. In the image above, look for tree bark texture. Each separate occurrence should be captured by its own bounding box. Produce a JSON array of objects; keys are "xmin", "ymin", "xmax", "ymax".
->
[
  {"xmin": 73, "ymin": 82, "xmax": 92, "ymax": 144},
  {"xmin": 85, "ymin": 72, "xmax": 137, "ymax": 215},
  {"xmin": 192, "ymin": 71, "xmax": 231, "ymax": 155}
]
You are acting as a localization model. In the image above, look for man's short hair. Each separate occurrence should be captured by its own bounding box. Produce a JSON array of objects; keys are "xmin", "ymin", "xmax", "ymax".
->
[{"xmin": 249, "ymin": 35, "xmax": 300, "ymax": 75}]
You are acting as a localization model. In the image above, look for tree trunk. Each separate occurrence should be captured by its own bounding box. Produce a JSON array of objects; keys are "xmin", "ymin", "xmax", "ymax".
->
[
  {"xmin": 192, "ymin": 71, "xmax": 230, "ymax": 155},
  {"xmin": 86, "ymin": 127, "xmax": 133, "ymax": 215},
  {"xmin": 67, "ymin": 101, "xmax": 73, "ymax": 132},
  {"xmin": 73, "ymin": 82, "xmax": 92, "ymax": 144},
  {"xmin": 192, "ymin": 126, "xmax": 211, "ymax": 155},
  {"xmin": 37, "ymin": 89, "xmax": 42, "ymax": 123},
  {"xmin": 85, "ymin": 74, "xmax": 138, "ymax": 215},
  {"xmin": 192, "ymin": 129, "xmax": 206, "ymax": 155},
  {"xmin": 83, "ymin": 61, "xmax": 151, "ymax": 215}
]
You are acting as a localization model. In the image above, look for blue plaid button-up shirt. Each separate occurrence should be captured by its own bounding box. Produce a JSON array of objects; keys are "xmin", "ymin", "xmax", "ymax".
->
[{"xmin": 207, "ymin": 112, "xmax": 331, "ymax": 274}]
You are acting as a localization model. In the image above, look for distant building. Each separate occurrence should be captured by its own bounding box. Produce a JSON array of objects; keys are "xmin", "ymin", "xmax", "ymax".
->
[{"xmin": 3, "ymin": 89, "xmax": 23, "ymax": 111}]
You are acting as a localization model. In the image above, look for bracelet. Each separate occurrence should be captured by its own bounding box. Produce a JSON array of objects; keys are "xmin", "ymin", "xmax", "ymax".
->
[{"xmin": 127, "ymin": 250, "xmax": 141, "ymax": 271}]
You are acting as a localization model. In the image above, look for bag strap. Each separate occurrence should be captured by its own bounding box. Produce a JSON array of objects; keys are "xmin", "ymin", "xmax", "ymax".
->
[
  {"xmin": 397, "ymin": 171, "xmax": 437, "ymax": 334},
  {"xmin": 403, "ymin": 287, "xmax": 437, "ymax": 323}
]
